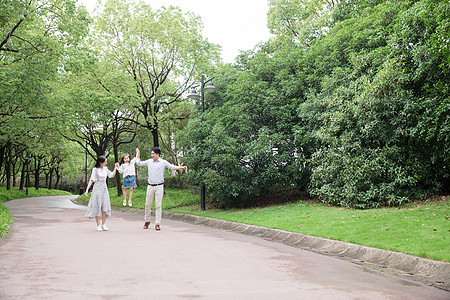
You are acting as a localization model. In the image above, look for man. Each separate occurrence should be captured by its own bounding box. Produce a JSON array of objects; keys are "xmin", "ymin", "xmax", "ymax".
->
[{"xmin": 136, "ymin": 147, "xmax": 187, "ymax": 231}]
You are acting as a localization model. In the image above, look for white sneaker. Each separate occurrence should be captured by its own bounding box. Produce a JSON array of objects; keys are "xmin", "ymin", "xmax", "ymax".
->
[
  {"xmin": 96, "ymin": 225, "xmax": 103, "ymax": 232},
  {"xmin": 101, "ymin": 224, "xmax": 109, "ymax": 231}
]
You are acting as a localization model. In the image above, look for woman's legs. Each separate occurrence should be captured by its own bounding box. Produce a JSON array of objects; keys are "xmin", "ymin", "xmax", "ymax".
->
[
  {"xmin": 101, "ymin": 211, "xmax": 107, "ymax": 225},
  {"xmin": 95, "ymin": 216, "xmax": 101, "ymax": 226}
]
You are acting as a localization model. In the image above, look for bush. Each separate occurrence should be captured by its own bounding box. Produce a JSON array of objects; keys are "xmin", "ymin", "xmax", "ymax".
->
[
  {"xmin": 309, "ymin": 146, "xmax": 422, "ymax": 209},
  {"xmin": 137, "ymin": 175, "xmax": 187, "ymax": 190}
]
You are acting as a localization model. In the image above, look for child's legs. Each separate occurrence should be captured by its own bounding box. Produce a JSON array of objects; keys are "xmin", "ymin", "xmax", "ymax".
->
[
  {"xmin": 145, "ymin": 185, "xmax": 155, "ymax": 222},
  {"xmin": 129, "ymin": 187, "xmax": 134, "ymax": 201},
  {"xmin": 123, "ymin": 188, "xmax": 128, "ymax": 202}
]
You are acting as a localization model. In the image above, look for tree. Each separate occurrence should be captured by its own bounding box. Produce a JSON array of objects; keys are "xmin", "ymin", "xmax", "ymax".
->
[
  {"xmin": 300, "ymin": 0, "xmax": 450, "ymax": 208},
  {"xmin": 267, "ymin": 0, "xmax": 339, "ymax": 47},
  {"xmin": 58, "ymin": 47, "xmax": 140, "ymax": 195},
  {"xmin": 180, "ymin": 48, "xmax": 309, "ymax": 208},
  {"xmin": 0, "ymin": 0, "xmax": 90, "ymax": 189},
  {"xmin": 93, "ymin": 0, "xmax": 220, "ymax": 147},
  {"xmin": 182, "ymin": 0, "xmax": 450, "ymax": 209}
]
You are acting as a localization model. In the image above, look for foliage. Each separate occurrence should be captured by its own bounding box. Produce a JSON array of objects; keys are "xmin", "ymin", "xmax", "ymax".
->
[
  {"xmin": 0, "ymin": 0, "xmax": 91, "ymax": 190},
  {"xmin": 92, "ymin": 0, "xmax": 221, "ymax": 147},
  {"xmin": 181, "ymin": 0, "xmax": 450, "ymax": 209},
  {"xmin": 0, "ymin": 203, "xmax": 12, "ymax": 238},
  {"xmin": 267, "ymin": 0, "xmax": 339, "ymax": 47},
  {"xmin": 1, "ymin": 0, "xmax": 449, "ymax": 211},
  {"xmin": 301, "ymin": 0, "xmax": 450, "ymax": 208},
  {"xmin": 180, "ymin": 48, "xmax": 310, "ymax": 208}
]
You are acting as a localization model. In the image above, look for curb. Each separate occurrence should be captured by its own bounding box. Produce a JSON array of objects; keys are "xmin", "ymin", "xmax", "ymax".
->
[
  {"xmin": 72, "ymin": 198, "xmax": 450, "ymax": 291},
  {"xmin": 160, "ymin": 211, "xmax": 450, "ymax": 291}
]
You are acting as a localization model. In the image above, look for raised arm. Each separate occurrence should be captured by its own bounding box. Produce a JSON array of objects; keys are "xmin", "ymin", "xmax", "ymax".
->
[
  {"xmin": 108, "ymin": 166, "xmax": 117, "ymax": 178},
  {"xmin": 166, "ymin": 160, "xmax": 187, "ymax": 172},
  {"xmin": 136, "ymin": 155, "xmax": 146, "ymax": 167},
  {"xmin": 131, "ymin": 148, "xmax": 141, "ymax": 165},
  {"xmin": 174, "ymin": 165, "xmax": 187, "ymax": 171}
]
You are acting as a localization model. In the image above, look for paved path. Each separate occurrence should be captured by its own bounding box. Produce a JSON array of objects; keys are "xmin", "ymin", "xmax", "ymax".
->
[{"xmin": 1, "ymin": 196, "xmax": 448, "ymax": 300}]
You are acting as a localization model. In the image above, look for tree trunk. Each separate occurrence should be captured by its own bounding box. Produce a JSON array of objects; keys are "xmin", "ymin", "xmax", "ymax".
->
[
  {"xmin": 48, "ymin": 168, "xmax": 53, "ymax": 190},
  {"xmin": 5, "ymin": 144, "xmax": 11, "ymax": 190},
  {"xmin": 113, "ymin": 140, "xmax": 122, "ymax": 196},
  {"xmin": 19, "ymin": 161, "xmax": 26, "ymax": 190},
  {"xmin": 0, "ymin": 145, "xmax": 5, "ymax": 174},
  {"xmin": 152, "ymin": 127, "xmax": 159, "ymax": 147},
  {"xmin": 54, "ymin": 168, "xmax": 60, "ymax": 190},
  {"xmin": 34, "ymin": 158, "xmax": 40, "ymax": 190},
  {"xmin": 135, "ymin": 167, "xmax": 139, "ymax": 187},
  {"xmin": 11, "ymin": 156, "xmax": 17, "ymax": 187}
]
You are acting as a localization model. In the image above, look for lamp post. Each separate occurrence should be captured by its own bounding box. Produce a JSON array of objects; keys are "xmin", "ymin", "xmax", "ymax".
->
[
  {"xmin": 188, "ymin": 74, "xmax": 216, "ymax": 210},
  {"xmin": 25, "ymin": 154, "xmax": 31, "ymax": 195}
]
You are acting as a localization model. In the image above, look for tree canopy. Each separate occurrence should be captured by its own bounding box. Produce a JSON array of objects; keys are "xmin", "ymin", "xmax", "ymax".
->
[
  {"xmin": 181, "ymin": 0, "xmax": 450, "ymax": 209},
  {"xmin": 1, "ymin": 0, "xmax": 448, "ymax": 209}
]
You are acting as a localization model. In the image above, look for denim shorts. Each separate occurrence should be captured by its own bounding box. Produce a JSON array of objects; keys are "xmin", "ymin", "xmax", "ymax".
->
[{"xmin": 123, "ymin": 175, "xmax": 137, "ymax": 188}]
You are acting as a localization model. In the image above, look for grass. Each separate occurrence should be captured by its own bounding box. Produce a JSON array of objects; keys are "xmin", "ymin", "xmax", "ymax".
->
[
  {"xmin": 78, "ymin": 185, "xmax": 199, "ymax": 210},
  {"xmin": 170, "ymin": 196, "xmax": 450, "ymax": 262},
  {"xmin": 0, "ymin": 187, "xmax": 72, "ymax": 238}
]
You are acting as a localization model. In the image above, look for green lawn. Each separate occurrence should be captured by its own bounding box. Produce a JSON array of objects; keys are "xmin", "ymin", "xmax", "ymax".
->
[
  {"xmin": 170, "ymin": 196, "xmax": 450, "ymax": 262},
  {"xmin": 0, "ymin": 187, "xmax": 72, "ymax": 238}
]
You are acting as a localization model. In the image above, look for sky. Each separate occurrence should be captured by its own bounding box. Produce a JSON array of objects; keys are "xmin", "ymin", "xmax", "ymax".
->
[{"xmin": 77, "ymin": 0, "xmax": 272, "ymax": 63}]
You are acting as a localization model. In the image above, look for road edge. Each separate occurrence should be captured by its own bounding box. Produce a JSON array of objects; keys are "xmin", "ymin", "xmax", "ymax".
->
[{"xmin": 71, "ymin": 197, "xmax": 449, "ymax": 291}]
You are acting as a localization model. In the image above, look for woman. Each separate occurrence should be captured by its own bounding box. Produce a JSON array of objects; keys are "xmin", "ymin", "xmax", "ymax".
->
[{"xmin": 84, "ymin": 155, "xmax": 117, "ymax": 231}]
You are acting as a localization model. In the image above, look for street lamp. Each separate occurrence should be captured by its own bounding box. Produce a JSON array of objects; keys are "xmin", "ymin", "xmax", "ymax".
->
[
  {"xmin": 187, "ymin": 75, "xmax": 216, "ymax": 113},
  {"xmin": 188, "ymin": 74, "xmax": 216, "ymax": 210}
]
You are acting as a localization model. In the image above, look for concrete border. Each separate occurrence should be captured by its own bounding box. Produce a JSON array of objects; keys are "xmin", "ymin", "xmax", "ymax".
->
[
  {"xmin": 72, "ymin": 198, "xmax": 449, "ymax": 291},
  {"xmin": 160, "ymin": 211, "xmax": 450, "ymax": 291}
]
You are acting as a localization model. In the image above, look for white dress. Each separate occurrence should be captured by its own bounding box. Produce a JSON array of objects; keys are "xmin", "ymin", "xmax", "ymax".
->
[{"xmin": 85, "ymin": 167, "xmax": 114, "ymax": 218}]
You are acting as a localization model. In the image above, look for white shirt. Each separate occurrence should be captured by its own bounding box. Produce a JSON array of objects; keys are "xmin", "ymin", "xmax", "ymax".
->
[
  {"xmin": 89, "ymin": 167, "xmax": 114, "ymax": 182},
  {"xmin": 136, "ymin": 158, "xmax": 175, "ymax": 184},
  {"xmin": 117, "ymin": 157, "xmax": 139, "ymax": 177}
]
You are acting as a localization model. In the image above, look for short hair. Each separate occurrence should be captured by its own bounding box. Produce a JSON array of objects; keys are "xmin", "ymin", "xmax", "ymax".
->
[{"xmin": 152, "ymin": 147, "xmax": 161, "ymax": 155}]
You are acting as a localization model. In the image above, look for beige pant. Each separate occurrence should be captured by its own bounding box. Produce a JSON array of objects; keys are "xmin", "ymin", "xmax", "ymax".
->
[{"xmin": 145, "ymin": 185, "xmax": 164, "ymax": 224}]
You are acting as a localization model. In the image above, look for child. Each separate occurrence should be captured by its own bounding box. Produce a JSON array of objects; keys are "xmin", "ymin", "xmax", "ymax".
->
[
  {"xmin": 116, "ymin": 148, "xmax": 140, "ymax": 207},
  {"xmin": 84, "ymin": 155, "xmax": 117, "ymax": 232}
]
